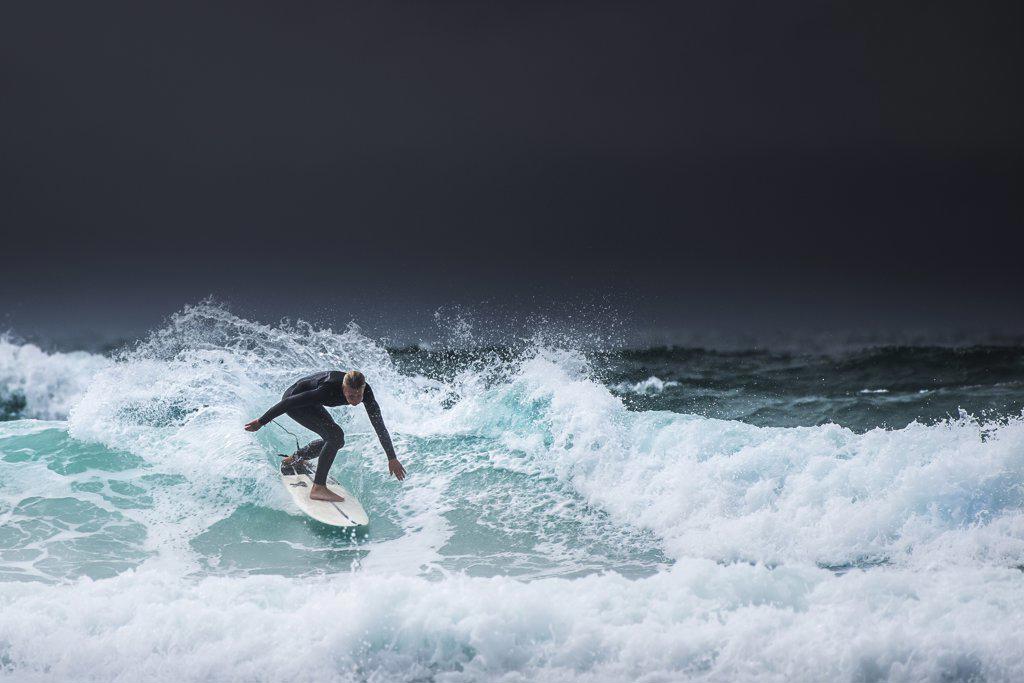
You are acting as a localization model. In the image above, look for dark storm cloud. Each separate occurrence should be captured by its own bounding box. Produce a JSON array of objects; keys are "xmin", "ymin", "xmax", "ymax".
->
[{"xmin": 1, "ymin": 0, "xmax": 1022, "ymax": 343}]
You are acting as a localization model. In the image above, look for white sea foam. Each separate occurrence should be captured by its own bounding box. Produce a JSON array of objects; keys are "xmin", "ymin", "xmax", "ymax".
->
[
  {"xmin": 612, "ymin": 375, "xmax": 680, "ymax": 395},
  {"xmin": 1, "ymin": 305, "xmax": 1022, "ymax": 681},
  {"xmin": 439, "ymin": 349, "xmax": 1024, "ymax": 569},
  {"xmin": 0, "ymin": 338, "xmax": 111, "ymax": 420},
  {"xmin": 0, "ymin": 562, "xmax": 1022, "ymax": 682}
]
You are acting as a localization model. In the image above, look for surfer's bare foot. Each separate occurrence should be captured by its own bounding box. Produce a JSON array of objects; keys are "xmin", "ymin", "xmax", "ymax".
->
[
  {"xmin": 309, "ymin": 483, "xmax": 344, "ymax": 502},
  {"xmin": 282, "ymin": 455, "xmax": 296, "ymax": 466}
]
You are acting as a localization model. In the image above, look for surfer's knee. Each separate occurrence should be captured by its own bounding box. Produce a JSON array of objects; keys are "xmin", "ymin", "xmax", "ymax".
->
[{"xmin": 324, "ymin": 425, "xmax": 345, "ymax": 449}]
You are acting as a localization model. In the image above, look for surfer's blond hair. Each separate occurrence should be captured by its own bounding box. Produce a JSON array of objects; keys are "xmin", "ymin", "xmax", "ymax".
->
[{"xmin": 343, "ymin": 370, "xmax": 366, "ymax": 390}]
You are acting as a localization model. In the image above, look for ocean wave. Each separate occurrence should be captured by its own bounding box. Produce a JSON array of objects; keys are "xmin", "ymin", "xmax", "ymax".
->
[
  {"xmin": 434, "ymin": 348, "xmax": 1024, "ymax": 569},
  {"xmin": 5, "ymin": 304, "xmax": 1019, "ymax": 572},
  {"xmin": 2, "ymin": 304, "xmax": 1023, "ymax": 680}
]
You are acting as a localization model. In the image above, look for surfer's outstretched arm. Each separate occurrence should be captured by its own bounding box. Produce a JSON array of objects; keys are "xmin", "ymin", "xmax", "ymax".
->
[
  {"xmin": 362, "ymin": 386, "xmax": 396, "ymax": 459},
  {"xmin": 363, "ymin": 386, "xmax": 406, "ymax": 480},
  {"xmin": 245, "ymin": 388, "xmax": 329, "ymax": 431}
]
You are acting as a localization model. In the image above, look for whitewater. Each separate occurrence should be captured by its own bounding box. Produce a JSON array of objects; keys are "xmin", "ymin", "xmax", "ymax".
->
[{"xmin": 2, "ymin": 304, "xmax": 1023, "ymax": 682}]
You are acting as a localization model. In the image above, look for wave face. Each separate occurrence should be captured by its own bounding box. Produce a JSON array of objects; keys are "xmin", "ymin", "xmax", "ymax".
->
[{"xmin": 1, "ymin": 304, "xmax": 1023, "ymax": 681}]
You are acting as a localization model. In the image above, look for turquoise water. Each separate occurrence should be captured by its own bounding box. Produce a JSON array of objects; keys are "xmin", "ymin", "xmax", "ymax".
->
[
  {"xmin": 0, "ymin": 419, "xmax": 667, "ymax": 584},
  {"xmin": 1, "ymin": 304, "xmax": 1023, "ymax": 681}
]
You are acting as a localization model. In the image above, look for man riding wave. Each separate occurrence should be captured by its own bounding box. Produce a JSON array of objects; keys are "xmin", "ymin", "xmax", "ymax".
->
[{"xmin": 245, "ymin": 370, "xmax": 406, "ymax": 502}]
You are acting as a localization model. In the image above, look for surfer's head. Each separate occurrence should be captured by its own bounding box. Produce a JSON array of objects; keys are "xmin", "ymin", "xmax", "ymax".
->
[{"xmin": 342, "ymin": 370, "xmax": 366, "ymax": 405}]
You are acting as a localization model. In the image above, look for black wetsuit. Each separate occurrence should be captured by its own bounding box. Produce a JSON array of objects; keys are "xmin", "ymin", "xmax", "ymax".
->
[{"xmin": 257, "ymin": 371, "xmax": 396, "ymax": 485}]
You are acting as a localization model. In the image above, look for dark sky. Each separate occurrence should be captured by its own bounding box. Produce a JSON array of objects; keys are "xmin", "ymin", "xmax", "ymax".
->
[{"xmin": 2, "ymin": 1, "xmax": 1022, "ymax": 346}]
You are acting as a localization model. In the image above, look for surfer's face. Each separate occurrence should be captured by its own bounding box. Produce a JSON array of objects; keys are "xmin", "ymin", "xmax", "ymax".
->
[{"xmin": 343, "ymin": 384, "xmax": 364, "ymax": 406}]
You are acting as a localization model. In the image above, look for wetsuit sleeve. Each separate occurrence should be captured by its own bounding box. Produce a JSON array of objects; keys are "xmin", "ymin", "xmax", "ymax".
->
[
  {"xmin": 257, "ymin": 387, "xmax": 328, "ymax": 425},
  {"xmin": 362, "ymin": 386, "xmax": 397, "ymax": 460}
]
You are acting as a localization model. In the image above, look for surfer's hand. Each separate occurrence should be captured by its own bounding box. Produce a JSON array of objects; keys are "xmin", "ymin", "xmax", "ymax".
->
[
  {"xmin": 244, "ymin": 420, "xmax": 262, "ymax": 432},
  {"xmin": 388, "ymin": 458, "xmax": 406, "ymax": 481}
]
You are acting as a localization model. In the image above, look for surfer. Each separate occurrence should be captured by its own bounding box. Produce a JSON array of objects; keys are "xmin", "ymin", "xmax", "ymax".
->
[{"xmin": 244, "ymin": 370, "xmax": 406, "ymax": 502}]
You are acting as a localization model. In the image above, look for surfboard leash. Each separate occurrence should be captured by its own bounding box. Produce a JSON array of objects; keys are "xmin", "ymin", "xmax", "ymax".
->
[{"xmin": 273, "ymin": 422, "xmax": 302, "ymax": 452}]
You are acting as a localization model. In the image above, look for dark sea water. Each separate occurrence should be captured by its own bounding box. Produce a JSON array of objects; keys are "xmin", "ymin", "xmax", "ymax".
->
[
  {"xmin": 391, "ymin": 344, "xmax": 1024, "ymax": 433},
  {"xmin": 608, "ymin": 345, "xmax": 1024, "ymax": 430},
  {"xmin": 1, "ymin": 304, "xmax": 1023, "ymax": 681}
]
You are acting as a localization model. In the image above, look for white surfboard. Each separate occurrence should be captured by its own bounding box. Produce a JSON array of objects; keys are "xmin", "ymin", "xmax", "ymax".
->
[{"xmin": 279, "ymin": 460, "xmax": 369, "ymax": 527}]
